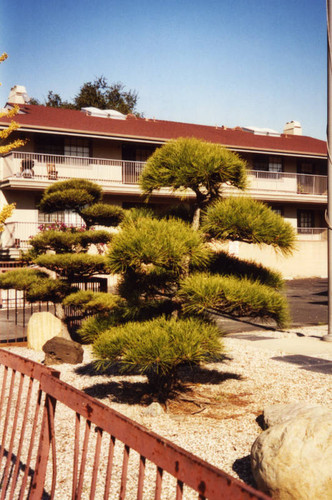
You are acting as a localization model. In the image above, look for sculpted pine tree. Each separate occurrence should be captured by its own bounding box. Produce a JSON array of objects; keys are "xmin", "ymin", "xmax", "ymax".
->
[
  {"xmin": 0, "ymin": 179, "xmax": 125, "ymax": 334},
  {"xmin": 138, "ymin": 137, "xmax": 295, "ymax": 324}
]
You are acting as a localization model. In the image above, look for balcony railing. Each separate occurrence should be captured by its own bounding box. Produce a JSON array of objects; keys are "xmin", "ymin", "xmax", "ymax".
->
[
  {"xmin": 1, "ymin": 221, "xmax": 86, "ymax": 250},
  {"xmin": 248, "ymin": 170, "xmax": 327, "ymax": 196},
  {"xmin": 1, "ymin": 152, "xmax": 328, "ymax": 197},
  {"xmin": 297, "ymin": 227, "xmax": 327, "ymax": 240},
  {"xmin": 2, "ymin": 151, "xmax": 146, "ymax": 185},
  {"xmin": 1, "ymin": 221, "xmax": 328, "ymax": 252}
]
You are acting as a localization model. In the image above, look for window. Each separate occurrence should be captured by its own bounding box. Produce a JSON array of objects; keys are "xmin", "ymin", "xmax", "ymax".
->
[
  {"xmin": 269, "ymin": 157, "xmax": 283, "ymax": 173},
  {"xmin": 297, "ymin": 210, "xmax": 314, "ymax": 233},
  {"xmin": 122, "ymin": 144, "xmax": 156, "ymax": 162},
  {"xmin": 64, "ymin": 138, "xmax": 90, "ymax": 157},
  {"xmin": 36, "ymin": 135, "xmax": 64, "ymax": 155},
  {"xmin": 253, "ymin": 156, "xmax": 283, "ymax": 177},
  {"xmin": 271, "ymin": 207, "xmax": 283, "ymax": 216}
]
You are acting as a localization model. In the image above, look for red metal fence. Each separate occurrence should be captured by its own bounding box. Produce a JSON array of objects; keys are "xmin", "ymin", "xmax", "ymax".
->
[{"xmin": 0, "ymin": 349, "xmax": 270, "ymax": 499}]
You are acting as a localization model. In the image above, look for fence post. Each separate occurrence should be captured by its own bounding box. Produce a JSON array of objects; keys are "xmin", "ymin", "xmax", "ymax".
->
[{"xmin": 29, "ymin": 383, "xmax": 58, "ymax": 499}]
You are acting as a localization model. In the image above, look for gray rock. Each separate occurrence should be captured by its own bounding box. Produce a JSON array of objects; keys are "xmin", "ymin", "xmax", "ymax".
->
[
  {"xmin": 263, "ymin": 402, "xmax": 327, "ymax": 428},
  {"xmin": 251, "ymin": 411, "xmax": 332, "ymax": 499},
  {"xmin": 143, "ymin": 402, "xmax": 165, "ymax": 417},
  {"xmin": 43, "ymin": 336, "xmax": 84, "ymax": 365}
]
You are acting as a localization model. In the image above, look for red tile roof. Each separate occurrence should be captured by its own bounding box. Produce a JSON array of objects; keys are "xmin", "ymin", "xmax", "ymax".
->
[{"xmin": 0, "ymin": 104, "xmax": 327, "ymax": 157}]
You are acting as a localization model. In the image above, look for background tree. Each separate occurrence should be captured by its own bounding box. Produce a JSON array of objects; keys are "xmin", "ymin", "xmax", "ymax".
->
[
  {"xmin": 0, "ymin": 204, "xmax": 15, "ymax": 232},
  {"xmin": 30, "ymin": 76, "xmax": 141, "ymax": 115},
  {"xmin": 0, "ymin": 52, "xmax": 25, "ymax": 229},
  {"xmin": 0, "ymin": 53, "xmax": 27, "ymax": 154}
]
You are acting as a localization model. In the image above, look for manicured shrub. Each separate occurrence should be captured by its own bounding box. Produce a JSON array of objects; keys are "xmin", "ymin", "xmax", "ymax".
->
[
  {"xmin": 63, "ymin": 290, "xmax": 124, "ymax": 313},
  {"xmin": 30, "ymin": 229, "xmax": 112, "ymax": 255},
  {"xmin": 140, "ymin": 137, "xmax": 247, "ymax": 202},
  {"xmin": 202, "ymin": 197, "xmax": 295, "ymax": 254},
  {"xmin": 80, "ymin": 203, "xmax": 125, "ymax": 227},
  {"xmin": 209, "ymin": 250, "xmax": 284, "ymax": 289},
  {"xmin": 77, "ymin": 313, "xmax": 120, "ymax": 343},
  {"xmin": 35, "ymin": 254, "xmax": 108, "ymax": 280},
  {"xmin": 108, "ymin": 217, "xmax": 211, "ymax": 276},
  {"xmin": 93, "ymin": 316, "xmax": 224, "ymax": 398},
  {"xmin": 178, "ymin": 273, "xmax": 290, "ymax": 328},
  {"xmin": 0, "ymin": 268, "xmax": 48, "ymax": 290},
  {"xmin": 107, "ymin": 216, "xmax": 211, "ymax": 310},
  {"xmin": 39, "ymin": 179, "xmax": 102, "ymax": 213},
  {"xmin": 26, "ymin": 279, "xmax": 73, "ymax": 303}
]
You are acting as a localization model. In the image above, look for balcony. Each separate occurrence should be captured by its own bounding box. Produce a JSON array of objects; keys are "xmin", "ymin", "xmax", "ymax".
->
[
  {"xmin": 0, "ymin": 152, "xmax": 328, "ymax": 202},
  {"xmin": 247, "ymin": 170, "xmax": 327, "ymax": 202},
  {"xmin": 1, "ymin": 152, "xmax": 146, "ymax": 194},
  {"xmin": 296, "ymin": 227, "xmax": 327, "ymax": 240}
]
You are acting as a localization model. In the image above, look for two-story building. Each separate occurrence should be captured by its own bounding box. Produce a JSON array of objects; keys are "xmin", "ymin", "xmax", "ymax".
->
[{"xmin": 0, "ymin": 86, "xmax": 328, "ymax": 277}]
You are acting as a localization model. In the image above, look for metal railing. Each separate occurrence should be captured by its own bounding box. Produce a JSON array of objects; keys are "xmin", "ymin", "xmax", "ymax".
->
[
  {"xmin": 248, "ymin": 169, "xmax": 327, "ymax": 196},
  {"xmin": 2, "ymin": 152, "xmax": 145, "ymax": 185},
  {"xmin": 1, "ymin": 221, "xmax": 87, "ymax": 250},
  {"xmin": 0, "ymin": 349, "xmax": 270, "ymax": 499},
  {"xmin": 2, "ymin": 152, "xmax": 328, "ymax": 196},
  {"xmin": 296, "ymin": 227, "xmax": 328, "ymax": 239},
  {"xmin": 0, "ymin": 276, "xmax": 108, "ymax": 344},
  {"xmin": 0, "ymin": 350, "xmax": 60, "ymax": 499},
  {"xmin": 1, "ymin": 222, "xmax": 329, "ymax": 253}
]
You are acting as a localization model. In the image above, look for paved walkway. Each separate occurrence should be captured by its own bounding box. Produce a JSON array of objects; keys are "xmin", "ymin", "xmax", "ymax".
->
[{"xmin": 213, "ymin": 278, "xmax": 332, "ymax": 370}]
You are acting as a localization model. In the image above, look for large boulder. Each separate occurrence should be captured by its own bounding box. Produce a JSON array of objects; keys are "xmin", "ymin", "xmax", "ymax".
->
[
  {"xmin": 43, "ymin": 336, "xmax": 84, "ymax": 365},
  {"xmin": 27, "ymin": 311, "xmax": 71, "ymax": 351},
  {"xmin": 251, "ymin": 407, "xmax": 332, "ymax": 499},
  {"xmin": 262, "ymin": 401, "xmax": 326, "ymax": 428}
]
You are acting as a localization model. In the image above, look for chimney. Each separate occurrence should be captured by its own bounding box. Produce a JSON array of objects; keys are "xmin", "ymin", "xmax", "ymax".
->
[
  {"xmin": 7, "ymin": 85, "xmax": 30, "ymax": 104},
  {"xmin": 283, "ymin": 121, "xmax": 302, "ymax": 136}
]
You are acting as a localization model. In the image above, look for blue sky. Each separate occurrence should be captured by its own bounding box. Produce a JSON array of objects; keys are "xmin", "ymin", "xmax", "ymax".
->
[{"xmin": 0, "ymin": 0, "xmax": 327, "ymax": 139}]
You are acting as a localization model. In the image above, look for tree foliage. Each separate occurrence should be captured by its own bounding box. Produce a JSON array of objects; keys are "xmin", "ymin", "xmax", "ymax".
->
[
  {"xmin": 0, "ymin": 203, "xmax": 15, "ymax": 232},
  {"xmin": 178, "ymin": 273, "xmax": 290, "ymax": 328},
  {"xmin": 30, "ymin": 229, "xmax": 112, "ymax": 255},
  {"xmin": 31, "ymin": 76, "xmax": 141, "ymax": 115},
  {"xmin": 202, "ymin": 197, "xmax": 295, "ymax": 254},
  {"xmin": 1, "ymin": 180, "xmax": 123, "ymax": 329},
  {"xmin": 93, "ymin": 317, "xmax": 224, "ymax": 397},
  {"xmin": 0, "ymin": 53, "xmax": 27, "ymax": 154},
  {"xmin": 209, "ymin": 250, "xmax": 284, "ymax": 289},
  {"xmin": 35, "ymin": 253, "xmax": 107, "ymax": 280},
  {"xmin": 140, "ymin": 137, "xmax": 247, "ymax": 210},
  {"xmin": 80, "ymin": 203, "xmax": 125, "ymax": 228},
  {"xmin": 108, "ymin": 216, "xmax": 211, "ymax": 306}
]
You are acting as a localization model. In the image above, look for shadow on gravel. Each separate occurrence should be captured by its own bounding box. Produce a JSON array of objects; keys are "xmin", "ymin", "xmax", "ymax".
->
[{"xmin": 81, "ymin": 365, "xmax": 243, "ymax": 405}]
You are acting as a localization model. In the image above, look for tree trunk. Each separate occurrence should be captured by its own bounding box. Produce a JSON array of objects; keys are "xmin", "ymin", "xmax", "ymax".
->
[
  {"xmin": 54, "ymin": 302, "xmax": 71, "ymax": 338},
  {"xmin": 191, "ymin": 207, "xmax": 201, "ymax": 230}
]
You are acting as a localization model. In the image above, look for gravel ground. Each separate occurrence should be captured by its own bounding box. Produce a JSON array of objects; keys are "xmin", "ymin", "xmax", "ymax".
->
[{"xmin": 2, "ymin": 325, "xmax": 332, "ymax": 498}]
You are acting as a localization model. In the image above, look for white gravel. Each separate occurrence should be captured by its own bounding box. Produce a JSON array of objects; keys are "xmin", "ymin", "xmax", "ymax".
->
[{"xmin": 2, "ymin": 325, "xmax": 332, "ymax": 498}]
